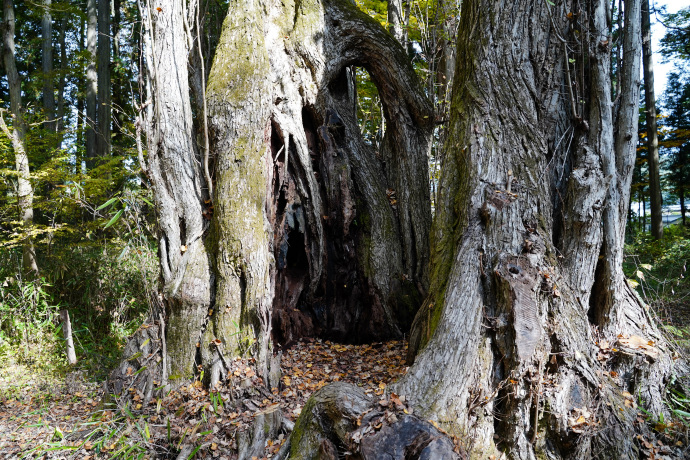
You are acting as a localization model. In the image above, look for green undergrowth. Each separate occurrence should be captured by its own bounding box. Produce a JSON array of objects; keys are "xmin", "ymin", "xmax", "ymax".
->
[
  {"xmin": 624, "ymin": 224, "xmax": 690, "ymax": 344},
  {"xmin": 624, "ymin": 224, "xmax": 690, "ymax": 441},
  {"xmin": 0, "ymin": 232, "xmax": 157, "ymax": 388}
]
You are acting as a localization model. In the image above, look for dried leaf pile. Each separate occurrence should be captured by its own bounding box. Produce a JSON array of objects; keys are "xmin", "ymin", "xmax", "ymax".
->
[{"xmin": 0, "ymin": 339, "xmax": 408, "ymax": 459}]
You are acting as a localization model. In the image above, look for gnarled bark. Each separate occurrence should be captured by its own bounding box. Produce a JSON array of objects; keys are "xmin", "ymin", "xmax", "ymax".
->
[
  {"xmin": 203, "ymin": 0, "xmax": 433, "ymax": 382},
  {"xmin": 397, "ymin": 0, "xmax": 676, "ymax": 458},
  {"xmin": 110, "ymin": 0, "xmax": 432, "ymax": 395}
]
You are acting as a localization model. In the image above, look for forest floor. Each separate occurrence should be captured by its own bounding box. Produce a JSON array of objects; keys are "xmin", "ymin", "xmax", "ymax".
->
[{"xmin": 0, "ymin": 339, "xmax": 408, "ymax": 459}]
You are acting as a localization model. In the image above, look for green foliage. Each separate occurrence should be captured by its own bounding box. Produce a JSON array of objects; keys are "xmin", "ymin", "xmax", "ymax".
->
[
  {"xmin": 624, "ymin": 225, "xmax": 690, "ymax": 329},
  {"xmin": 355, "ymin": 67, "xmax": 384, "ymax": 147},
  {"xmin": 659, "ymin": 7, "xmax": 690, "ymax": 65},
  {"xmin": 0, "ymin": 270, "xmax": 65, "ymax": 374},
  {"xmin": 0, "ymin": 185, "xmax": 158, "ymax": 380}
]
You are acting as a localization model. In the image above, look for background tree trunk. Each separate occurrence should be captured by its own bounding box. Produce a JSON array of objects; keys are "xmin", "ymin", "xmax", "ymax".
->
[
  {"xmin": 387, "ymin": 0, "xmax": 404, "ymax": 44},
  {"xmin": 2, "ymin": 0, "xmax": 39, "ymax": 277},
  {"xmin": 97, "ymin": 0, "xmax": 111, "ymax": 158},
  {"xmin": 86, "ymin": 0, "xmax": 97, "ymax": 165},
  {"xmin": 41, "ymin": 0, "xmax": 55, "ymax": 134},
  {"xmin": 56, "ymin": 16, "xmax": 67, "ymax": 148},
  {"xmin": 397, "ymin": 0, "xmax": 674, "ymax": 457},
  {"xmin": 59, "ymin": 309, "xmax": 77, "ymax": 365},
  {"xmin": 642, "ymin": 0, "xmax": 663, "ymax": 240}
]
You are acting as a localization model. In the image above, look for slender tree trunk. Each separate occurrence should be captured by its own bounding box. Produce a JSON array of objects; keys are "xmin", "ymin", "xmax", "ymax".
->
[
  {"xmin": 434, "ymin": 0, "xmax": 459, "ymax": 146},
  {"xmin": 397, "ymin": 0, "xmax": 673, "ymax": 457},
  {"xmin": 97, "ymin": 0, "xmax": 111, "ymax": 158},
  {"xmin": 56, "ymin": 16, "xmax": 67, "ymax": 147},
  {"xmin": 42, "ymin": 0, "xmax": 55, "ymax": 134},
  {"xmin": 86, "ymin": 0, "xmax": 97, "ymax": 165},
  {"xmin": 59, "ymin": 309, "xmax": 77, "ymax": 365},
  {"xmin": 387, "ymin": 0, "xmax": 404, "ymax": 43},
  {"xmin": 2, "ymin": 0, "xmax": 39, "ymax": 277},
  {"xmin": 76, "ymin": 18, "xmax": 85, "ymax": 175},
  {"xmin": 642, "ymin": 0, "xmax": 663, "ymax": 239},
  {"xmin": 681, "ymin": 188, "xmax": 686, "ymax": 226},
  {"xmin": 111, "ymin": 0, "xmax": 122, "ymax": 146}
]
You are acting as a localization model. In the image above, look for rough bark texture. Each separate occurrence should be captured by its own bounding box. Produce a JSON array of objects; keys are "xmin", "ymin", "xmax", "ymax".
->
[
  {"xmin": 396, "ymin": 0, "xmax": 677, "ymax": 458},
  {"xmin": 287, "ymin": 382, "xmax": 463, "ymax": 460},
  {"xmin": 205, "ymin": 0, "xmax": 432, "ymax": 375},
  {"xmin": 2, "ymin": 0, "xmax": 38, "ymax": 277},
  {"xmin": 387, "ymin": 0, "xmax": 404, "ymax": 43},
  {"xmin": 642, "ymin": 0, "xmax": 663, "ymax": 240},
  {"xmin": 111, "ymin": 0, "xmax": 431, "ymax": 395},
  {"xmin": 107, "ymin": 0, "xmax": 210, "ymax": 394}
]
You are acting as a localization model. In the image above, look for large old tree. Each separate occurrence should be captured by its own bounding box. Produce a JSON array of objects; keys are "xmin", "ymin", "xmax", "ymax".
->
[{"xmin": 109, "ymin": 0, "xmax": 679, "ymax": 458}]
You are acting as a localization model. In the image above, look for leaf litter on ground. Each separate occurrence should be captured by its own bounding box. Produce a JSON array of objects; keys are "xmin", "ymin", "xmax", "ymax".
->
[{"xmin": 0, "ymin": 339, "xmax": 408, "ymax": 459}]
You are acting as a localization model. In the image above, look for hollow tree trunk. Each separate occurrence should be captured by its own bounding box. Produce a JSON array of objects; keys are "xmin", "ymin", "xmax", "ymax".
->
[
  {"xmin": 397, "ymin": 0, "xmax": 675, "ymax": 458},
  {"xmin": 109, "ymin": 0, "xmax": 432, "ymax": 396},
  {"xmin": 206, "ymin": 0, "xmax": 432, "ymax": 375}
]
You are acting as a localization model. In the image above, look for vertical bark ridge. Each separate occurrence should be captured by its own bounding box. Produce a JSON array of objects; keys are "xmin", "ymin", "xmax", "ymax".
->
[
  {"xmin": 398, "ymin": 0, "xmax": 675, "ymax": 458},
  {"xmin": 206, "ymin": 0, "xmax": 435, "ymax": 348},
  {"xmin": 142, "ymin": 0, "xmax": 210, "ymax": 384}
]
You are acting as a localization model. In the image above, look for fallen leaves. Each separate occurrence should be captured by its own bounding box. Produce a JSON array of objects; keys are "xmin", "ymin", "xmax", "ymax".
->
[
  {"xmin": 280, "ymin": 339, "xmax": 408, "ymax": 409},
  {"xmin": 568, "ymin": 406, "xmax": 596, "ymax": 433},
  {"xmin": 617, "ymin": 334, "xmax": 660, "ymax": 359},
  {"xmin": 2, "ymin": 339, "xmax": 410, "ymax": 458}
]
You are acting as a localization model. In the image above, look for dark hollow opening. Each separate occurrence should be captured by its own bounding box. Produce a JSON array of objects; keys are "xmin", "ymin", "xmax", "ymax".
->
[{"xmin": 270, "ymin": 97, "xmax": 408, "ymax": 348}]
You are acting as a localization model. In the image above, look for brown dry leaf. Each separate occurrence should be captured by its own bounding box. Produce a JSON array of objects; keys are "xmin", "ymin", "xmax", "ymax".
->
[{"xmin": 618, "ymin": 335, "xmax": 660, "ymax": 358}]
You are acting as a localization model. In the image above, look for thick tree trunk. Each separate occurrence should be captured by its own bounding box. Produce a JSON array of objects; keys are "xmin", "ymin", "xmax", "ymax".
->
[
  {"xmin": 642, "ymin": 0, "xmax": 663, "ymax": 240},
  {"xmin": 206, "ymin": 0, "xmax": 432, "ymax": 377},
  {"xmin": 2, "ymin": 0, "xmax": 38, "ymax": 277},
  {"xmin": 86, "ymin": 0, "xmax": 97, "ymax": 164},
  {"xmin": 397, "ymin": 0, "xmax": 675, "ymax": 458},
  {"xmin": 97, "ymin": 0, "xmax": 111, "ymax": 158},
  {"xmin": 110, "ymin": 0, "xmax": 432, "ymax": 396},
  {"xmin": 41, "ymin": 0, "xmax": 55, "ymax": 134}
]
